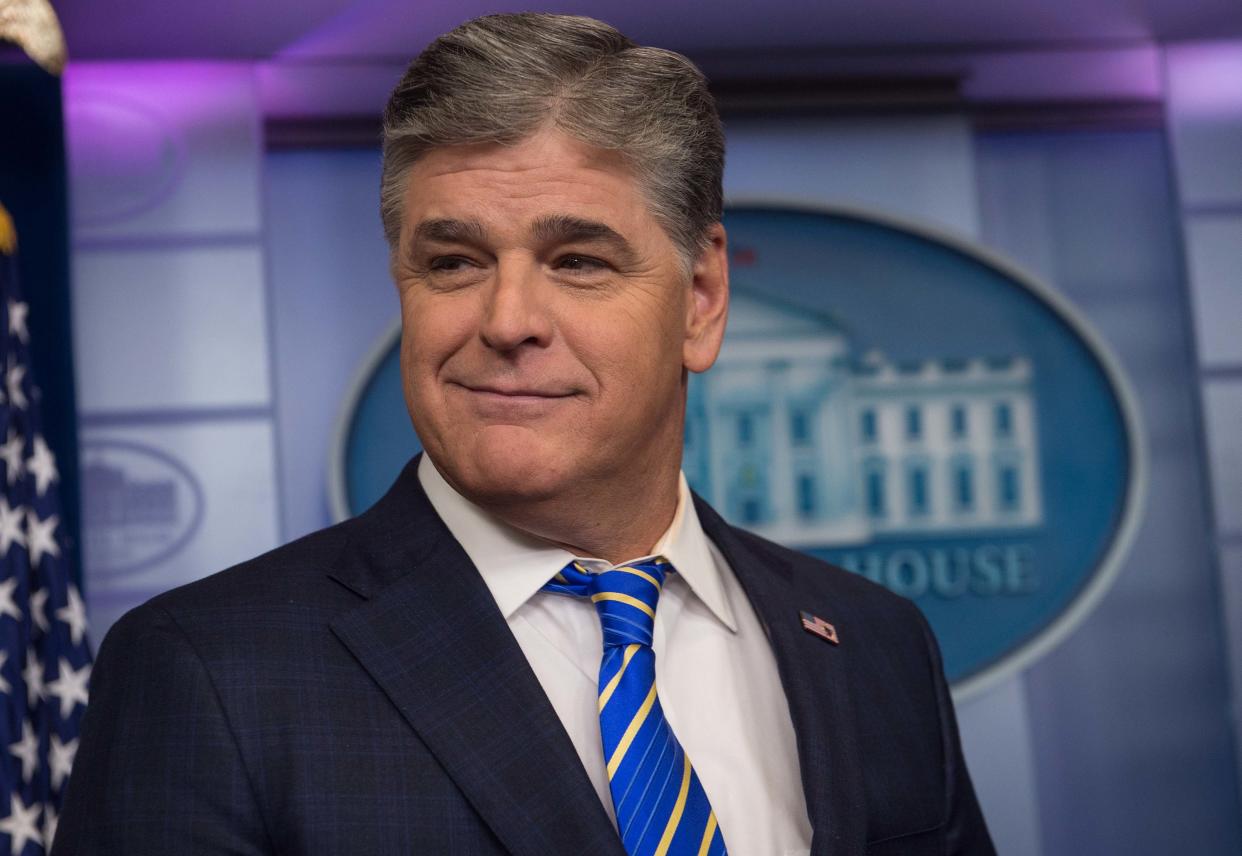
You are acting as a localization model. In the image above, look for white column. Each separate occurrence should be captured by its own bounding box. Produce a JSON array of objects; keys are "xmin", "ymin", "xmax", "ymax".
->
[{"xmin": 767, "ymin": 364, "xmax": 795, "ymax": 524}]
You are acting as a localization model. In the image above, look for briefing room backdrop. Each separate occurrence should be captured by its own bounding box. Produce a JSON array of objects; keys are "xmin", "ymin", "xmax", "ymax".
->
[{"xmin": 61, "ymin": 41, "xmax": 1242, "ymax": 856}]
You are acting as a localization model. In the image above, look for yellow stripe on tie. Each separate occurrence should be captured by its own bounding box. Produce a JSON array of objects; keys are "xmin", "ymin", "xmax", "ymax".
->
[
  {"xmin": 553, "ymin": 572, "xmax": 568, "ymax": 583},
  {"xmin": 654, "ymin": 754, "xmax": 693, "ymax": 856},
  {"xmin": 696, "ymin": 812, "xmax": 718, "ymax": 856},
  {"xmin": 617, "ymin": 566, "xmax": 662, "ymax": 590},
  {"xmin": 606, "ymin": 684, "xmax": 658, "ymax": 777},
  {"xmin": 598, "ymin": 644, "xmax": 640, "ymax": 712},
  {"xmin": 591, "ymin": 591, "xmax": 655, "ymax": 620}
]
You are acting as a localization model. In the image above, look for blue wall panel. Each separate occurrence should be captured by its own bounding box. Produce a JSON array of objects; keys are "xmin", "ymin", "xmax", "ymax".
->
[{"xmin": 977, "ymin": 128, "xmax": 1240, "ymax": 855}]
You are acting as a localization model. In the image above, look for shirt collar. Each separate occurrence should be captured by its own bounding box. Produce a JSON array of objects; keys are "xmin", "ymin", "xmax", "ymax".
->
[{"xmin": 418, "ymin": 454, "xmax": 738, "ymax": 633}]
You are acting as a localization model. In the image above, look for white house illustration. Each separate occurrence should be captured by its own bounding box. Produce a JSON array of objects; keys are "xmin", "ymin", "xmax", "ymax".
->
[{"xmin": 684, "ymin": 290, "xmax": 1044, "ymax": 546}]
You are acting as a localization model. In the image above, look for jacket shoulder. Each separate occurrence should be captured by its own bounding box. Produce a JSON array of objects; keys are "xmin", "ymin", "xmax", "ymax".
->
[
  {"xmin": 718, "ymin": 522, "xmax": 937, "ymax": 673},
  {"xmin": 107, "ymin": 516, "xmax": 365, "ymax": 645}
]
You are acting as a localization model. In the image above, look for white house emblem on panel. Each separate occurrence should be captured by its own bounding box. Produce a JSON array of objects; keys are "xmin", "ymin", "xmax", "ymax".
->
[{"xmin": 684, "ymin": 291, "xmax": 1043, "ymax": 547}]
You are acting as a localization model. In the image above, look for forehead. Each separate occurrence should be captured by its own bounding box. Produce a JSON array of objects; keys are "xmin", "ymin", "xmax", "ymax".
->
[{"xmin": 400, "ymin": 129, "xmax": 656, "ymax": 236}]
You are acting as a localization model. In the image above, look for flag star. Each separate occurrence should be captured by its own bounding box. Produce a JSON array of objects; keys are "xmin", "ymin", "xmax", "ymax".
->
[
  {"xmin": 42, "ymin": 806, "xmax": 56, "ymax": 854},
  {"xmin": 0, "ymin": 498, "xmax": 24, "ymax": 558},
  {"xmin": 56, "ymin": 585, "xmax": 87, "ymax": 647},
  {"xmin": 0, "ymin": 431, "xmax": 22, "ymax": 485},
  {"xmin": 8, "ymin": 721, "xmax": 37, "ymax": 784},
  {"xmin": 26, "ymin": 436, "xmax": 57, "ymax": 497},
  {"xmin": 25, "ymin": 511, "xmax": 58, "ymax": 567},
  {"xmin": 0, "ymin": 651, "xmax": 10, "ymax": 696},
  {"xmin": 49, "ymin": 734, "xmax": 77, "ymax": 791},
  {"xmin": 46, "ymin": 658, "xmax": 90, "ymax": 719},
  {"xmin": 6, "ymin": 301, "xmax": 27, "ymax": 345},
  {"xmin": 0, "ymin": 579, "xmax": 20, "ymax": 623},
  {"xmin": 22, "ymin": 649, "xmax": 42, "ymax": 706},
  {"xmin": 0, "ymin": 793, "xmax": 41, "ymax": 856},
  {"xmin": 5, "ymin": 362, "xmax": 25, "ymax": 410},
  {"xmin": 29, "ymin": 588, "xmax": 47, "ymax": 635}
]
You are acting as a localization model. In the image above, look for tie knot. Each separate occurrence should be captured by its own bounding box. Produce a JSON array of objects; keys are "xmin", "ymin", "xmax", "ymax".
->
[{"xmin": 544, "ymin": 558, "xmax": 670, "ymax": 648}]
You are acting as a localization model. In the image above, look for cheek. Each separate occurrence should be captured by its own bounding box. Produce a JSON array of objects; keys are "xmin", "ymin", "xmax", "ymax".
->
[
  {"xmin": 399, "ymin": 292, "xmax": 475, "ymax": 380},
  {"xmin": 397, "ymin": 334, "xmax": 433, "ymax": 422},
  {"xmin": 581, "ymin": 326, "xmax": 683, "ymax": 413}
]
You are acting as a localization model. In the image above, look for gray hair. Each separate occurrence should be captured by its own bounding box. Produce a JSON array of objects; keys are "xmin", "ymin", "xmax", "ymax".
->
[{"xmin": 380, "ymin": 13, "xmax": 724, "ymax": 269}]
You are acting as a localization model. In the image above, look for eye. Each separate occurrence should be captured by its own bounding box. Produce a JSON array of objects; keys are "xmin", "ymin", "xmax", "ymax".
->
[
  {"xmin": 429, "ymin": 256, "xmax": 473, "ymax": 272},
  {"xmin": 555, "ymin": 254, "xmax": 608, "ymax": 273}
]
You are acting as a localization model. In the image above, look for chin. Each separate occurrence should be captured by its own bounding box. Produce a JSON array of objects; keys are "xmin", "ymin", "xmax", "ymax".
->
[{"xmin": 433, "ymin": 427, "xmax": 575, "ymax": 506}]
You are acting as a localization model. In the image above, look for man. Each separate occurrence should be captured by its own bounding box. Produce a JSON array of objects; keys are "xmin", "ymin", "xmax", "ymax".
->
[{"xmin": 55, "ymin": 13, "xmax": 994, "ymax": 856}]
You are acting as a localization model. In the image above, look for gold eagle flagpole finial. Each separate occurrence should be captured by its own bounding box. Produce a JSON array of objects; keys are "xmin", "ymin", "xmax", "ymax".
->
[
  {"xmin": 0, "ymin": 203, "xmax": 16, "ymax": 256},
  {"xmin": 0, "ymin": 0, "xmax": 67, "ymax": 75}
]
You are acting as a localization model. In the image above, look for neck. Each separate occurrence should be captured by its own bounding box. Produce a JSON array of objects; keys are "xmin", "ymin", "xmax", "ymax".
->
[
  {"xmin": 488, "ymin": 466, "xmax": 682, "ymax": 565},
  {"xmin": 434, "ymin": 439, "xmax": 685, "ymax": 566}
]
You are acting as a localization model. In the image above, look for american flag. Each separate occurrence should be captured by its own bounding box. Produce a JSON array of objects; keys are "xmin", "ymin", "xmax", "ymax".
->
[{"xmin": 0, "ymin": 203, "xmax": 91, "ymax": 855}]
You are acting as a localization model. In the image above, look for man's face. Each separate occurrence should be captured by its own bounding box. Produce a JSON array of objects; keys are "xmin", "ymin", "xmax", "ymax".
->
[{"xmin": 393, "ymin": 128, "xmax": 727, "ymax": 511}]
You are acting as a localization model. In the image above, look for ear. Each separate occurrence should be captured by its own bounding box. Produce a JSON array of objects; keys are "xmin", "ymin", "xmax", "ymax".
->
[{"xmin": 683, "ymin": 222, "xmax": 729, "ymax": 374}]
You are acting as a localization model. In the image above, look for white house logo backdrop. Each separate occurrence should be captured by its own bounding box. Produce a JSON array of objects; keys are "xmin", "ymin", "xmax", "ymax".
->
[
  {"xmin": 79, "ymin": 439, "xmax": 204, "ymax": 579},
  {"xmin": 332, "ymin": 205, "xmax": 1145, "ymax": 698}
]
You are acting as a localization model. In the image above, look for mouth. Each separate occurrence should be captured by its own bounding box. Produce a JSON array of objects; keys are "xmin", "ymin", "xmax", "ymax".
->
[
  {"xmin": 447, "ymin": 381, "xmax": 580, "ymax": 413},
  {"xmin": 454, "ymin": 382, "xmax": 577, "ymax": 399}
]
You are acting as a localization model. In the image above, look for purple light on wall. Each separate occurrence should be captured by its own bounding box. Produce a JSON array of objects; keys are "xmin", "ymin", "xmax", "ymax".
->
[
  {"xmin": 964, "ymin": 47, "xmax": 1163, "ymax": 102},
  {"xmin": 63, "ymin": 62, "xmax": 258, "ymax": 125},
  {"xmin": 1165, "ymin": 41, "xmax": 1242, "ymax": 115},
  {"xmin": 62, "ymin": 79, "xmax": 187, "ymax": 227},
  {"xmin": 257, "ymin": 62, "xmax": 399, "ymax": 119},
  {"xmin": 61, "ymin": 62, "xmax": 262, "ymax": 235}
]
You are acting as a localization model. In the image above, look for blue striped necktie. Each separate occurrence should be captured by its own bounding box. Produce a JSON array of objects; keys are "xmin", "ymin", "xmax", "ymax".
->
[{"xmin": 544, "ymin": 557, "xmax": 727, "ymax": 856}]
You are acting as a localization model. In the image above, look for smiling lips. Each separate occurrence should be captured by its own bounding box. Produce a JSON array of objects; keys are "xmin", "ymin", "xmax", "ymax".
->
[
  {"xmin": 458, "ymin": 382, "xmax": 576, "ymax": 397},
  {"xmin": 451, "ymin": 381, "xmax": 578, "ymax": 415}
]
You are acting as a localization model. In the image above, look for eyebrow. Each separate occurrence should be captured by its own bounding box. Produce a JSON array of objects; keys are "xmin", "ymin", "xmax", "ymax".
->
[
  {"xmin": 411, "ymin": 218, "xmax": 487, "ymax": 245},
  {"xmin": 532, "ymin": 215, "xmax": 641, "ymax": 267},
  {"xmin": 408, "ymin": 214, "xmax": 640, "ymax": 266}
]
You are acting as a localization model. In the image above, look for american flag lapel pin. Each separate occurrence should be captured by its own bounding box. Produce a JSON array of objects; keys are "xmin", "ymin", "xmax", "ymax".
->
[{"xmin": 800, "ymin": 610, "xmax": 839, "ymax": 645}]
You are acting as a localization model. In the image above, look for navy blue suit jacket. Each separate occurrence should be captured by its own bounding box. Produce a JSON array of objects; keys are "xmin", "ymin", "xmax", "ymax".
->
[{"xmin": 54, "ymin": 456, "xmax": 994, "ymax": 855}]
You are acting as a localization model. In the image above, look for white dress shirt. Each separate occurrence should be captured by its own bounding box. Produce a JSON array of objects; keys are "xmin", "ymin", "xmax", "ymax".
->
[{"xmin": 419, "ymin": 456, "xmax": 813, "ymax": 856}]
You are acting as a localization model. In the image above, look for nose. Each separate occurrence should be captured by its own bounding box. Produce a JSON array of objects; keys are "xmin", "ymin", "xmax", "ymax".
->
[{"xmin": 479, "ymin": 257, "xmax": 553, "ymax": 352}]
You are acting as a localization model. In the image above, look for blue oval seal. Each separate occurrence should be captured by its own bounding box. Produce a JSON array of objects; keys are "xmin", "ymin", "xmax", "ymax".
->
[{"xmin": 330, "ymin": 204, "xmax": 1146, "ymax": 699}]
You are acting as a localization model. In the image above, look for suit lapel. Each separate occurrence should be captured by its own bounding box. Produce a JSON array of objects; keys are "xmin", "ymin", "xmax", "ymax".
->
[
  {"xmin": 694, "ymin": 496, "xmax": 868, "ymax": 856},
  {"xmin": 328, "ymin": 458, "xmax": 625, "ymax": 856}
]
